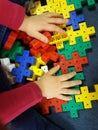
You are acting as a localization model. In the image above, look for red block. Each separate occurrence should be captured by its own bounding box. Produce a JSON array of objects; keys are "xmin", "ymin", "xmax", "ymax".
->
[{"xmin": 38, "ymin": 97, "xmax": 67, "ymax": 114}]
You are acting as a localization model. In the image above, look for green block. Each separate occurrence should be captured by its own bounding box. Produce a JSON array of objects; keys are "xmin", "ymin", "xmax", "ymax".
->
[
  {"xmin": 62, "ymin": 95, "xmax": 84, "ymax": 118},
  {"xmin": 66, "ymin": 0, "xmax": 86, "ymax": 10},
  {"xmin": 87, "ymin": 0, "xmax": 96, "ymax": 8},
  {"xmin": 68, "ymin": 67, "xmax": 85, "ymax": 80},
  {"xmin": 57, "ymin": 36, "xmax": 92, "ymax": 60},
  {"xmin": 0, "ymin": 41, "xmax": 24, "ymax": 61}
]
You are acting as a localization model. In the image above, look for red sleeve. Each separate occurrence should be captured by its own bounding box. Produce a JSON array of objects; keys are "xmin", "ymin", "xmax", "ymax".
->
[
  {"xmin": 0, "ymin": 82, "xmax": 42, "ymax": 124},
  {"xmin": 0, "ymin": 0, "xmax": 25, "ymax": 30}
]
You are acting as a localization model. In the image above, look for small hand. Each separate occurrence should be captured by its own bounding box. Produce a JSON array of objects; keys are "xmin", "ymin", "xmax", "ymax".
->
[
  {"xmin": 19, "ymin": 12, "xmax": 68, "ymax": 43},
  {"xmin": 35, "ymin": 65, "xmax": 82, "ymax": 101}
]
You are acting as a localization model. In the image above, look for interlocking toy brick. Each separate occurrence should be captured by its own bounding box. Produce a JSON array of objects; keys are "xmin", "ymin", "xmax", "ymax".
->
[
  {"xmin": 75, "ymin": 84, "xmax": 98, "ymax": 109},
  {"xmin": 58, "ymin": 36, "xmax": 92, "ymax": 60},
  {"xmin": 66, "ymin": 11, "xmax": 85, "ymax": 30},
  {"xmin": 62, "ymin": 95, "xmax": 84, "ymax": 118},
  {"xmin": 41, "ymin": 65, "xmax": 48, "ymax": 73},
  {"xmin": 4, "ymin": 31, "xmax": 19, "ymax": 50},
  {"xmin": 41, "ymin": 51, "xmax": 60, "ymax": 63},
  {"xmin": 0, "ymin": 58, "xmax": 15, "ymax": 72},
  {"xmin": 54, "ymin": 52, "xmax": 88, "ymax": 74},
  {"xmin": 49, "ymin": 32, "xmax": 69, "ymax": 49},
  {"xmin": 30, "ymin": 0, "xmax": 75, "ymax": 18},
  {"xmin": 29, "ymin": 32, "xmax": 51, "ymax": 49},
  {"xmin": 0, "ymin": 41, "xmax": 24, "ymax": 61},
  {"xmin": 0, "ymin": 25, "xmax": 7, "ymax": 45},
  {"xmin": 27, "ymin": 56, "xmax": 46, "ymax": 81},
  {"xmin": 30, "ymin": 42, "xmax": 60, "ymax": 63},
  {"xmin": 38, "ymin": 97, "xmax": 67, "ymax": 114},
  {"xmin": 87, "ymin": 0, "xmax": 96, "ymax": 8},
  {"xmin": 17, "ymin": 31, "xmax": 33, "ymax": 44},
  {"xmin": 12, "ymin": 50, "xmax": 36, "ymax": 83},
  {"xmin": 66, "ymin": 22, "xmax": 95, "ymax": 45},
  {"xmin": 66, "ymin": 0, "xmax": 86, "ymax": 10}
]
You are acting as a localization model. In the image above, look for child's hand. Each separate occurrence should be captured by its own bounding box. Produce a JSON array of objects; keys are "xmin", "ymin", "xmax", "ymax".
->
[
  {"xmin": 35, "ymin": 65, "xmax": 82, "ymax": 101},
  {"xmin": 19, "ymin": 12, "xmax": 68, "ymax": 43}
]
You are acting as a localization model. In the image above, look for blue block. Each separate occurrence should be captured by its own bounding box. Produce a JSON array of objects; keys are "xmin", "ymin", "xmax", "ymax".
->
[
  {"xmin": 12, "ymin": 50, "xmax": 36, "ymax": 83},
  {"xmin": 66, "ymin": 11, "xmax": 85, "ymax": 30}
]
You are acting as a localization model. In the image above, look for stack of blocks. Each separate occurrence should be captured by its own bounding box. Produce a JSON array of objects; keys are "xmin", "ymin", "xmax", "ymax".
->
[{"xmin": 0, "ymin": 0, "xmax": 98, "ymax": 118}]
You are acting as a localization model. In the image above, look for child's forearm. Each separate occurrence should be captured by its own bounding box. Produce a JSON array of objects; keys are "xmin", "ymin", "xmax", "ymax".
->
[
  {"xmin": 0, "ymin": 82, "xmax": 42, "ymax": 124},
  {"xmin": 0, "ymin": 0, "xmax": 25, "ymax": 30}
]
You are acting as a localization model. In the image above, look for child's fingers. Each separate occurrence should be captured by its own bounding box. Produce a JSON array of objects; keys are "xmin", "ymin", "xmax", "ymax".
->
[
  {"xmin": 30, "ymin": 32, "xmax": 49, "ymax": 43},
  {"xmin": 61, "ymin": 80, "xmax": 82, "ymax": 88},
  {"xmin": 48, "ymin": 18, "xmax": 68, "ymax": 24},
  {"xmin": 60, "ymin": 88, "xmax": 80, "ymax": 95},
  {"xmin": 45, "ymin": 12, "xmax": 64, "ymax": 18},
  {"xmin": 57, "ymin": 94, "xmax": 72, "ymax": 101},
  {"xmin": 47, "ymin": 65, "xmax": 60, "ymax": 75},
  {"xmin": 58, "ymin": 71, "xmax": 76, "ymax": 81},
  {"xmin": 45, "ymin": 24, "xmax": 65, "ymax": 33}
]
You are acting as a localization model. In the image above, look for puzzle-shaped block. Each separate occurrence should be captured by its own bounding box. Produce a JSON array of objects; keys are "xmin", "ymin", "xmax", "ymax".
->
[
  {"xmin": 58, "ymin": 36, "xmax": 92, "ymax": 60},
  {"xmin": 30, "ymin": 40, "xmax": 60, "ymax": 63},
  {"xmin": 54, "ymin": 52, "xmax": 88, "ymax": 74},
  {"xmin": 49, "ymin": 32, "xmax": 69, "ymax": 49},
  {"xmin": 38, "ymin": 97, "xmax": 67, "ymax": 114},
  {"xmin": 12, "ymin": 50, "xmax": 36, "ymax": 83},
  {"xmin": 66, "ymin": 22, "xmax": 95, "ymax": 45},
  {"xmin": 0, "ymin": 41, "xmax": 24, "ymax": 61},
  {"xmin": 0, "ymin": 58, "xmax": 15, "ymax": 72},
  {"xmin": 66, "ymin": 0, "xmax": 86, "ymax": 10},
  {"xmin": 62, "ymin": 95, "xmax": 84, "ymax": 118},
  {"xmin": 66, "ymin": 11, "xmax": 85, "ymax": 30},
  {"xmin": 30, "ymin": 0, "xmax": 75, "ymax": 18},
  {"xmin": 75, "ymin": 84, "xmax": 98, "ymax": 109},
  {"xmin": 87, "ymin": 0, "xmax": 96, "ymax": 8},
  {"xmin": 27, "ymin": 56, "xmax": 46, "ymax": 81}
]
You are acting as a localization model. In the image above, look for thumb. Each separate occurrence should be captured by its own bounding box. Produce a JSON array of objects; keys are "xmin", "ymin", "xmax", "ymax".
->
[{"xmin": 47, "ymin": 65, "xmax": 60, "ymax": 75}]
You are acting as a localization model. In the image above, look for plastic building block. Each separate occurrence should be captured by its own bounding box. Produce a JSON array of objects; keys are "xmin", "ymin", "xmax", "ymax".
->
[
  {"xmin": 75, "ymin": 84, "xmax": 98, "ymax": 109},
  {"xmin": 66, "ymin": 11, "xmax": 85, "ymax": 30},
  {"xmin": 12, "ymin": 50, "xmax": 36, "ymax": 83},
  {"xmin": 79, "ymin": 22, "xmax": 96, "ymax": 42},
  {"xmin": 54, "ymin": 52, "xmax": 88, "ymax": 74},
  {"xmin": 0, "ymin": 25, "xmax": 7, "ymax": 46},
  {"xmin": 17, "ymin": 31, "xmax": 33, "ymax": 44},
  {"xmin": 4, "ymin": 31, "xmax": 19, "ymax": 50},
  {"xmin": 41, "ymin": 51, "xmax": 60, "ymax": 63},
  {"xmin": 0, "ymin": 58, "xmax": 15, "ymax": 72},
  {"xmin": 0, "ymin": 41, "xmax": 24, "ymax": 61},
  {"xmin": 59, "ymin": 0, "xmax": 75, "ymax": 18},
  {"xmin": 58, "ymin": 36, "xmax": 92, "ymax": 60},
  {"xmin": 30, "ymin": 0, "xmax": 75, "ymax": 18},
  {"xmin": 27, "ymin": 56, "xmax": 46, "ymax": 81},
  {"xmin": 62, "ymin": 95, "xmax": 84, "ymax": 118},
  {"xmin": 87, "ymin": 0, "xmax": 96, "ymax": 8},
  {"xmin": 41, "ymin": 65, "xmax": 48, "ymax": 73},
  {"xmin": 37, "ymin": 97, "xmax": 67, "ymax": 114},
  {"xmin": 49, "ymin": 32, "xmax": 69, "ymax": 49},
  {"xmin": 30, "ymin": 40, "xmax": 60, "ymax": 63},
  {"xmin": 66, "ymin": 0, "xmax": 86, "ymax": 10},
  {"xmin": 66, "ymin": 22, "xmax": 96, "ymax": 45}
]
